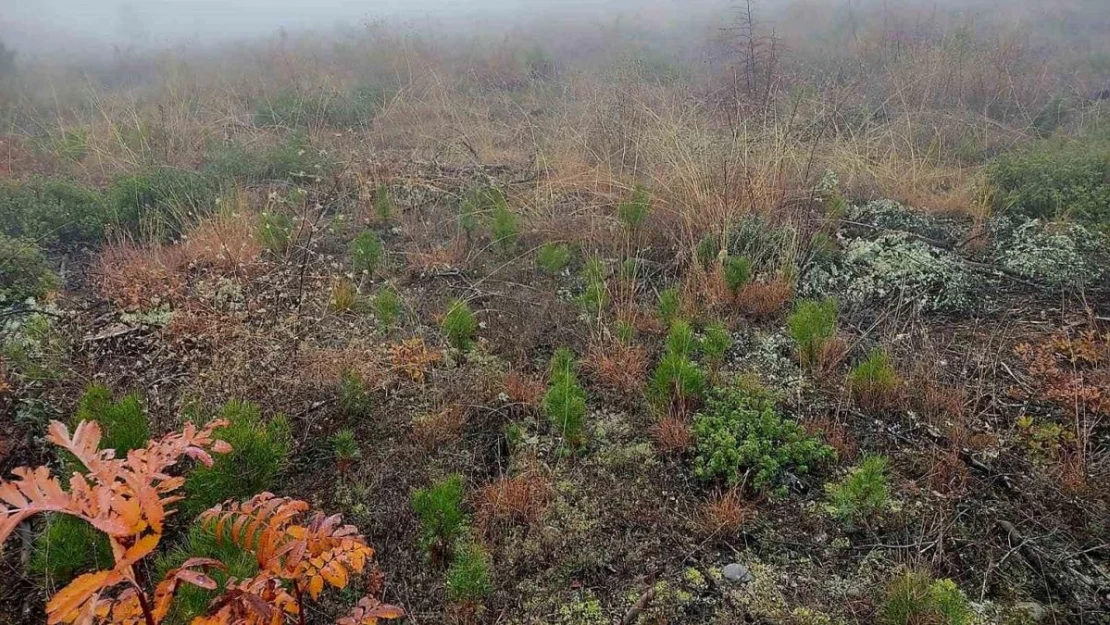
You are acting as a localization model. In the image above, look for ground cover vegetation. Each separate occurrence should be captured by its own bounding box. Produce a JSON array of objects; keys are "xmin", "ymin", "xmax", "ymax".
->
[{"xmin": 1, "ymin": 0, "xmax": 1109, "ymax": 622}]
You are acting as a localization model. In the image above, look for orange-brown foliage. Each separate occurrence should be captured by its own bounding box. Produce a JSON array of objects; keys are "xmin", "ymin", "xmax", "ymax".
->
[
  {"xmin": 390, "ymin": 337, "xmax": 441, "ymax": 384},
  {"xmin": 503, "ymin": 371, "xmax": 545, "ymax": 407},
  {"xmin": 476, "ymin": 474, "xmax": 552, "ymax": 532},
  {"xmin": 736, "ymin": 277, "xmax": 792, "ymax": 319},
  {"xmin": 699, "ymin": 488, "xmax": 753, "ymax": 536},
  {"xmin": 652, "ymin": 415, "xmax": 692, "ymax": 453},
  {"xmin": 180, "ymin": 211, "xmax": 263, "ymax": 275},
  {"xmin": 585, "ymin": 339, "xmax": 648, "ymax": 394},
  {"xmin": 96, "ymin": 240, "xmax": 186, "ymax": 311},
  {"xmin": 411, "ymin": 406, "xmax": 467, "ymax": 450}
]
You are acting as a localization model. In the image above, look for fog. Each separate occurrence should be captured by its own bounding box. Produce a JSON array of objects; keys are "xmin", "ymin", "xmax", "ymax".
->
[{"xmin": 1, "ymin": 0, "xmax": 725, "ymax": 58}]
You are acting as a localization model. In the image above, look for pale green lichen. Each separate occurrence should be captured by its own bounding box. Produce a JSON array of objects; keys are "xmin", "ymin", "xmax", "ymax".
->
[{"xmin": 992, "ymin": 217, "xmax": 1107, "ymax": 286}]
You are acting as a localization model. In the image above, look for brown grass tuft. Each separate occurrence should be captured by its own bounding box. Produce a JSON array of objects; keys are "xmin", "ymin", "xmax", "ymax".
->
[
  {"xmin": 411, "ymin": 406, "xmax": 467, "ymax": 450},
  {"xmin": 699, "ymin": 488, "xmax": 754, "ymax": 536},
  {"xmin": 476, "ymin": 474, "xmax": 553, "ymax": 533},
  {"xmin": 503, "ymin": 371, "xmax": 545, "ymax": 407},
  {"xmin": 390, "ymin": 337, "xmax": 441, "ymax": 384},
  {"xmin": 736, "ymin": 277, "xmax": 792, "ymax": 319},
  {"xmin": 804, "ymin": 416, "xmax": 857, "ymax": 461},
  {"xmin": 95, "ymin": 240, "xmax": 186, "ymax": 311},
  {"xmin": 179, "ymin": 210, "xmax": 262, "ymax": 274},
  {"xmin": 652, "ymin": 415, "xmax": 692, "ymax": 453},
  {"xmin": 585, "ymin": 339, "xmax": 649, "ymax": 394}
]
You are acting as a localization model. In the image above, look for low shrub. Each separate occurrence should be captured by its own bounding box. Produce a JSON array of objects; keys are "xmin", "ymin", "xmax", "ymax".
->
[
  {"xmin": 616, "ymin": 184, "xmax": 651, "ymax": 229},
  {"xmin": 825, "ymin": 455, "xmax": 891, "ymax": 526},
  {"xmin": 536, "ymin": 242, "xmax": 572, "ymax": 274},
  {"xmin": 693, "ymin": 387, "xmax": 834, "ymax": 494},
  {"xmin": 338, "ymin": 370, "xmax": 373, "ymax": 417},
  {"xmin": 447, "ymin": 540, "xmax": 493, "ymax": 605},
  {"xmin": 849, "ymin": 348, "xmax": 902, "ymax": 412},
  {"xmin": 987, "ymin": 135, "xmax": 1110, "ymax": 226},
  {"xmin": 30, "ymin": 515, "xmax": 113, "ymax": 584},
  {"xmin": 350, "ymin": 230, "xmax": 386, "ymax": 275},
  {"xmin": 657, "ymin": 287, "xmax": 681, "ymax": 325},
  {"xmin": 0, "ymin": 235, "xmax": 59, "ymax": 303},
  {"xmin": 787, "ymin": 298, "xmax": 838, "ymax": 369},
  {"xmin": 183, "ymin": 400, "xmax": 291, "ymax": 516},
  {"xmin": 882, "ymin": 569, "xmax": 973, "ymax": 625},
  {"xmin": 258, "ymin": 212, "xmax": 295, "ymax": 253},
  {"xmin": 412, "ymin": 474, "xmax": 467, "ymax": 562},
  {"xmin": 372, "ymin": 286, "xmax": 403, "ymax": 328},
  {"xmin": 724, "ymin": 256, "xmax": 752, "ymax": 295},
  {"xmin": 331, "ymin": 429, "xmax": 362, "ymax": 474},
  {"xmin": 544, "ymin": 347, "xmax": 588, "ymax": 446},
  {"xmin": 108, "ymin": 166, "xmax": 218, "ymax": 236},
  {"xmin": 0, "ymin": 178, "xmax": 108, "ymax": 244},
  {"xmin": 260, "ymin": 134, "xmax": 331, "ymax": 182},
  {"xmin": 649, "ymin": 321, "xmax": 706, "ymax": 412},
  {"xmin": 442, "ymin": 299, "xmax": 477, "ymax": 350}
]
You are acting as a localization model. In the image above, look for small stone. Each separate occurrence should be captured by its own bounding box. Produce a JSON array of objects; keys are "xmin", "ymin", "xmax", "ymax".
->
[{"xmin": 722, "ymin": 563, "xmax": 752, "ymax": 584}]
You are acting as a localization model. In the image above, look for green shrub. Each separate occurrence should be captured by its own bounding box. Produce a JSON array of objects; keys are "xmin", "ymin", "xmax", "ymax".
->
[
  {"xmin": 447, "ymin": 540, "xmax": 493, "ymax": 604},
  {"xmin": 724, "ymin": 256, "xmax": 752, "ymax": 295},
  {"xmin": 701, "ymin": 321, "xmax": 733, "ymax": 370},
  {"xmin": 30, "ymin": 515, "xmax": 113, "ymax": 584},
  {"xmin": 108, "ymin": 167, "xmax": 218, "ymax": 236},
  {"xmin": 0, "ymin": 178, "xmax": 108, "ymax": 244},
  {"xmin": 258, "ymin": 212, "xmax": 295, "ymax": 253},
  {"xmin": 849, "ymin": 348, "xmax": 901, "ymax": 411},
  {"xmin": 331, "ymin": 429, "xmax": 362, "ymax": 473},
  {"xmin": 0, "ymin": 235, "xmax": 59, "ymax": 303},
  {"xmin": 155, "ymin": 523, "xmax": 256, "ymax": 623},
  {"xmin": 338, "ymin": 370, "xmax": 372, "ymax": 417},
  {"xmin": 373, "ymin": 184, "xmax": 394, "ymax": 222},
  {"xmin": 490, "ymin": 193, "xmax": 519, "ymax": 251},
  {"xmin": 882, "ymin": 569, "xmax": 972, "ymax": 625},
  {"xmin": 372, "ymin": 286, "xmax": 403, "ymax": 328},
  {"xmin": 787, "ymin": 298, "xmax": 838, "ymax": 369},
  {"xmin": 71, "ymin": 385, "xmax": 150, "ymax": 458},
  {"xmin": 544, "ymin": 348, "xmax": 587, "ymax": 447},
  {"xmin": 202, "ymin": 142, "xmax": 265, "ymax": 182},
  {"xmin": 649, "ymin": 321, "xmax": 706, "ymax": 408},
  {"xmin": 255, "ymin": 86, "xmax": 390, "ymax": 129},
  {"xmin": 254, "ymin": 90, "xmax": 313, "ymax": 127},
  {"xmin": 183, "ymin": 400, "xmax": 291, "ymax": 516},
  {"xmin": 988, "ymin": 136, "xmax": 1110, "ymax": 226},
  {"xmin": 412, "ymin": 474, "xmax": 467, "ymax": 561},
  {"xmin": 657, "ymin": 288, "xmax": 681, "ymax": 325},
  {"xmin": 617, "ymin": 184, "xmax": 651, "ymax": 229},
  {"xmin": 536, "ymin": 242, "xmax": 572, "ymax": 274},
  {"xmin": 578, "ymin": 258, "xmax": 608, "ymax": 318},
  {"xmin": 260, "ymin": 134, "xmax": 331, "ymax": 182},
  {"xmin": 693, "ymin": 387, "xmax": 834, "ymax": 493},
  {"xmin": 350, "ymin": 230, "xmax": 385, "ymax": 275},
  {"xmin": 442, "ymin": 299, "xmax": 477, "ymax": 350},
  {"xmin": 826, "ymin": 455, "xmax": 891, "ymax": 525}
]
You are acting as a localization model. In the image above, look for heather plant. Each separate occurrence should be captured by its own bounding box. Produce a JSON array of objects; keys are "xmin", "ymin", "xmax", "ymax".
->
[
  {"xmin": 544, "ymin": 348, "xmax": 588, "ymax": 446},
  {"xmin": 787, "ymin": 297, "xmax": 838, "ymax": 369},
  {"xmin": 693, "ymin": 387, "xmax": 834, "ymax": 494},
  {"xmin": 183, "ymin": 400, "xmax": 292, "ymax": 516},
  {"xmin": 412, "ymin": 474, "xmax": 467, "ymax": 562},
  {"xmin": 350, "ymin": 230, "xmax": 386, "ymax": 275},
  {"xmin": 442, "ymin": 299, "xmax": 477, "ymax": 350},
  {"xmin": 825, "ymin": 455, "xmax": 892, "ymax": 526},
  {"xmin": 536, "ymin": 241, "xmax": 572, "ymax": 274}
]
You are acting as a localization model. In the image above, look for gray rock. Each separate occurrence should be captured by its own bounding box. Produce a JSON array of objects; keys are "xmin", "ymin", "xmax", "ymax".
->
[{"xmin": 721, "ymin": 563, "xmax": 752, "ymax": 584}]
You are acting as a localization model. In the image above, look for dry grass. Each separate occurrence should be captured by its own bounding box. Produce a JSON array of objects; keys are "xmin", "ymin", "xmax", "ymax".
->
[
  {"xmin": 179, "ymin": 208, "xmax": 263, "ymax": 274},
  {"xmin": 585, "ymin": 339, "xmax": 649, "ymax": 395},
  {"xmin": 389, "ymin": 337, "xmax": 441, "ymax": 384},
  {"xmin": 735, "ymin": 277, "xmax": 793, "ymax": 320},
  {"xmin": 95, "ymin": 239, "xmax": 186, "ymax": 311},
  {"xmin": 503, "ymin": 371, "xmax": 545, "ymax": 407},
  {"xmin": 652, "ymin": 415, "xmax": 692, "ymax": 454},
  {"xmin": 476, "ymin": 473, "xmax": 553, "ymax": 534},
  {"xmin": 804, "ymin": 416, "xmax": 858, "ymax": 461},
  {"xmin": 699, "ymin": 488, "xmax": 754, "ymax": 536},
  {"xmin": 411, "ymin": 406, "xmax": 467, "ymax": 450}
]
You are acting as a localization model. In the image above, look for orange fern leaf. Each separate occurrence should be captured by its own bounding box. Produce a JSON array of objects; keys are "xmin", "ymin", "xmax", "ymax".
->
[{"xmin": 335, "ymin": 596, "xmax": 405, "ymax": 625}]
